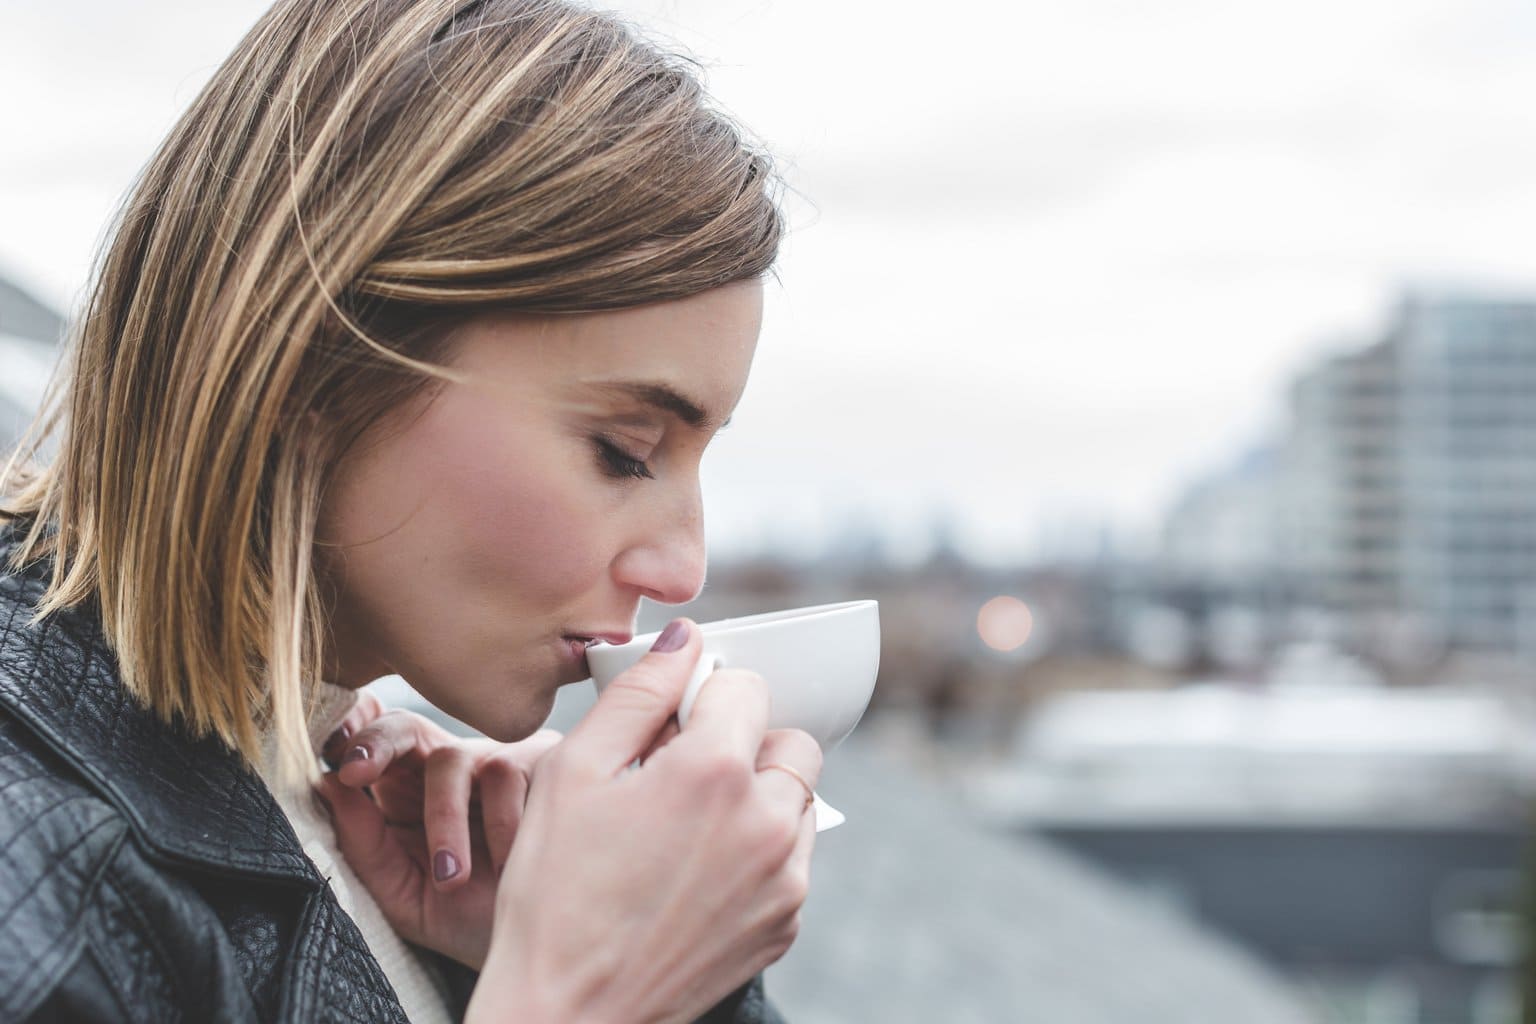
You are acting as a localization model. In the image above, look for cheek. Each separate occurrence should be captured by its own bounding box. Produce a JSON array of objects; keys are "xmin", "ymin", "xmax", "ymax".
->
[
  {"xmin": 412, "ymin": 406, "xmax": 609, "ymax": 604},
  {"xmin": 326, "ymin": 398, "xmax": 613, "ymax": 619},
  {"xmin": 451, "ymin": 467, "xmax": 605, "ymax": 602}
]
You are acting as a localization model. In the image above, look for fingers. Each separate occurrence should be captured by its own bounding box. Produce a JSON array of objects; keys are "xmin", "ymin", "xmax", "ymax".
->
[
  {"xmin": 636, "ymin": 716, "xmax": 681, "ymax": 764},
  {"xmin": 315, "ymin": 773, "xmax": 417, "ymax": 909},
  {"xmin": 322, "ymin": 689, "xmax": 384, "ymax": 765},
  {"xmin": 673, "ymin": 667, "xmax": 769, "ymax": 761},
  {"xmin": 754, "ymin": 729, "xmax": 823, "ymax": 817},
  {"xmin": 474, "ymin": 727, "xmax": 562, "ymax": 872},
  {"xmin": 787, "ymin": 791, "xmax": 818, "ymax": 878},
  {"xmin": 477, "ymin": 756, "xmax": 531, "ymax": 874},
  {"xmin": 755, "ymin": 729, "xmax": 822, "ymax": 884},
  {"xmin": 512, "ymin": 727, "xmax": 564, "ymax": 761},
  {"xmin": 423, "ymin": 747, "xmax": 474, "ymax": 890},
  {"xmin": 338, "ymin": 708, "xmax": 441, "ymax": 787},
  {"xmin": 325, "ymin": 700, "xmax": 563, "ymax": 888},
  {"xmin": 559, "ymin": 618, "xmax": 702, "ymax": 778}
]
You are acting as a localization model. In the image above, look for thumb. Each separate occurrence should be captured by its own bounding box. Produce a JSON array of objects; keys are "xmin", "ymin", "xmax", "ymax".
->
[
  {"xmin": 315, "ymin": 773, "xmax": 421, "ymax": 910},
  {"xmin": 561, "ymin": 618, "xmax": 700, "ymax": 778}
]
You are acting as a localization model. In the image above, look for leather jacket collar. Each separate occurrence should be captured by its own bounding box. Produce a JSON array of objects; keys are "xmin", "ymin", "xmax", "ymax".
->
[{"xmin": 0, "ymin": 532, "xmax": 318, "ymax": 887}]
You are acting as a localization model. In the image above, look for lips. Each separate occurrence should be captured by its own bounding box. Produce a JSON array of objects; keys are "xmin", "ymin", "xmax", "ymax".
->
[
  {"xmin": 561, "ymin": 631, "xmax": 633, "ymax": 665},
  {"xmin": 563, "ymin": 631, "xmax": 634, "ymax": 648}
]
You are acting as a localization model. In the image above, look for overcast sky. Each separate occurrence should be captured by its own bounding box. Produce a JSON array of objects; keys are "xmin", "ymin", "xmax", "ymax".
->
[{"xmin": 5, "ymin": 0, "xmax": 1536, "ymax": 562}]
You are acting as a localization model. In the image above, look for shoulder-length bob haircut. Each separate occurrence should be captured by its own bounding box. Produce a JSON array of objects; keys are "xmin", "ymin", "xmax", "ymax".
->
[{"xmin": 0, "ymin": 0, "xmax": 782, "ymax": 778}]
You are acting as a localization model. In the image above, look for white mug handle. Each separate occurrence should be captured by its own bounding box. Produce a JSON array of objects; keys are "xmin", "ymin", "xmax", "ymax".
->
[
  {"xmin": 675, "ymin": 649, "xmax": 724, "ymax": 729},
  {"xmin": 676, "ymin": 650, "xmax": 845, "ymax": 833}
]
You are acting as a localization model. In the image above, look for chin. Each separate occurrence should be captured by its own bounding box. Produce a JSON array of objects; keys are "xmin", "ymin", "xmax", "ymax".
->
[
  {"xmin": 411, "ymin": 656, "xmax": 568, "ymax": 741},
  {"xmin": 459, "ymin": 688, "xmax": 559, "ymax": 743}
]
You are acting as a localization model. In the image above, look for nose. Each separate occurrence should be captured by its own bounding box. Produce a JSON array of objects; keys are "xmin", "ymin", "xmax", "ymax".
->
[{"xmin": 610, "ymin": 487, "xmax": 707, "ymax": 606}]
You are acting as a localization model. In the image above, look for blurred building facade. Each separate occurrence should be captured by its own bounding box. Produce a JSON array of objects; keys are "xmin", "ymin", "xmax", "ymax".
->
[
  {"xmin": 1157, "ymin": 290, "xmax": 1536, "ymax": 671},
  {"xmin": 1393, "ymin": 295, "xmax": 1536, "ymax": 653},
  {"xmin": 1289, "ymin": 292, "xmax": 1536, "ymax": 657},
  {"xmin": 1284, "ymin": 335, "xmax": 1400, "ymax": 622}
]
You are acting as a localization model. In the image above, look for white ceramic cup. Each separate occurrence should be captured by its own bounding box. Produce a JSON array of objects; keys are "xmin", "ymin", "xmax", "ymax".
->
[{"xmin": 585, "ymin": 599, "xmax": 880, "ymax": 832}]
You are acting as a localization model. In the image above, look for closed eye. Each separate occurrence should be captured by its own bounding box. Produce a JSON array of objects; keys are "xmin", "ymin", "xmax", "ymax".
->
[{"xmin": 593, "ymin": 437, "xmax": 654, "ymax": 480}]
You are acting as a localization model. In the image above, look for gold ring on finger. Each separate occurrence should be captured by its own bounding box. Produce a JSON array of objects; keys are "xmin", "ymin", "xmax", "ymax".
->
[{"xmin": 759, "ymin": 762, "xmax": 815, "ymax": 813}]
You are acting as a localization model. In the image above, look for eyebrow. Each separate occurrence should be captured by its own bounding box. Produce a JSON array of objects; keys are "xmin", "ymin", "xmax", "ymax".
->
[{"xmin": 589, "ymin": 380, "xmax": 731, "ymax": 431}]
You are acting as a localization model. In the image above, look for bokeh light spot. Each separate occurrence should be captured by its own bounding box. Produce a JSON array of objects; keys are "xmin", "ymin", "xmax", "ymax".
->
[{"xmin": 977, "ymin": 595, "xmax": 1033, "ymax": 652}]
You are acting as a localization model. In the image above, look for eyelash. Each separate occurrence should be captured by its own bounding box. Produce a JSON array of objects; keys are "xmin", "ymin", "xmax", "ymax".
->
[{"xmin": 594, "ymin": 437, "xmax": 654, "ymax": 480}]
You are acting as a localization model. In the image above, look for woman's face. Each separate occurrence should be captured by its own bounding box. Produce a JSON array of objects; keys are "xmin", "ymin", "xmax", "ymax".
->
[{"xmin": 318, "ymin": 281, "xmax": 763, "ymax": 740}]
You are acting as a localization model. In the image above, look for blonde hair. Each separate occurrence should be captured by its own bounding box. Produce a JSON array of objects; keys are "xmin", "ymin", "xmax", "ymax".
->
[{"xmin": 0, "ymin": 0, "xmax": 782, "ymax": 781}]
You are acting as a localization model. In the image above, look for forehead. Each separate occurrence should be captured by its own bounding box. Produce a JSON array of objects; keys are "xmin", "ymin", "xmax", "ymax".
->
[{"xmin": 445, "ymin": 281, "xmax": 763, "ymax": 424}]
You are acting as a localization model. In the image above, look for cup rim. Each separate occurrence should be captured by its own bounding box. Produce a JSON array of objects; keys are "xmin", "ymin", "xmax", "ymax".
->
[
  {"xmin": 690, "ymin": 599, "xmax": 876, "ymax": 638},
  {"xmin": 596, "ymin": 599, "xmax": 878, "ymax": 655}
]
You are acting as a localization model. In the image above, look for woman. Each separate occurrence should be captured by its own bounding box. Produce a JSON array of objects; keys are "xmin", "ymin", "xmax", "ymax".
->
[{"xmin": 0, "ymin": 1, "xmax": 821, "ymax": 1021}]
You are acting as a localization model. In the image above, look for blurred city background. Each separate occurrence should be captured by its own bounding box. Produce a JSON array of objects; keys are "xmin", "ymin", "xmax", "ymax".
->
[{"xmin": 7, "ymin": 2, "xmax": 1536, "ymax": 1022}]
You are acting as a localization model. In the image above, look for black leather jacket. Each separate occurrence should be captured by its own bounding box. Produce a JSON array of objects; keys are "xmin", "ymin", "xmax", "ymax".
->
[{"xmin": 0, "ymin": 533, "xmax": 783, "ymax": 1023}]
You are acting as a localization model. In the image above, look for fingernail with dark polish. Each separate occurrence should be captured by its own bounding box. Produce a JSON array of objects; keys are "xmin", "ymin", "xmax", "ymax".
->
[
  {"xmin": 342, "ymin": 745, "xmax": 369, "ymax": 765},
  {"xmin": 651, "ymin": 619, "xmax": 689, "ymax": 653},
  {"xmin": 326, "ymin": 724, "xmax": 351, "ymax": 749},
  {"xmin": 433, "ymin": 849, "xmax": 460, "ymax": 883}
]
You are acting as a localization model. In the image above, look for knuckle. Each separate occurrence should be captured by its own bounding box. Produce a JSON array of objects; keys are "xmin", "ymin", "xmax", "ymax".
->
[
  {"xmin": 784, "ymin": 874, "xmax": 809, "ymax": 913},
  {"xmin": 703, "ymin": 752, "xmax": 755, "ymax": 798},
  {"xmin": 772, "ymin": 728, "xmax": 822, "ymax": 773},
  {"xmin": 425, "ymin": 745, "xmax": 471, "ymax": 773},
  {"xmin": 462, "ymin": 737, "xmax": 500, "ymax": 759},
  {"xmin": 359, "ymin": 710, "xmax": 413, "ymax": 754},
  {"xmin": 477, "ymin": 752, "xmax": 524, "ymax": 784},
  {"xmin": 755, "ymin": 813, "xmax": 800, "ymax": 858},
  {"xmin": 480, "ymin": 758, "xmax": 533, "ymax": 803},
  {"xmin": 374, "ymin": 708, "xmax": 414, "ymax": 729},
  {"xmin": 794, "ymin": 730, "xmax": 823, "ymax": 770},
  {"xmin": 349, "ymin": 719, "xmax": 384, "ymax": 745},
  {"xmin": 788, "ymin": 855, "xmax": 812, "ymax": 893},
  {"xmin": 680, "ymin": 748, "xmax": 753, "ymax": 797},
  {"xmin": 763, "ymin": 922, "xmax": 798, "ymax": 965},
  {"xmin": 766, "ymin": 878, "xmax": 807, "ymax": 925}
]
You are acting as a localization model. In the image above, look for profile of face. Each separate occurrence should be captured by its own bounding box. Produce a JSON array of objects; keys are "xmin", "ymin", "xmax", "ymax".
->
[{"xmin": 317, "ymin": 280, "xmax": 763, "ymax": 740}]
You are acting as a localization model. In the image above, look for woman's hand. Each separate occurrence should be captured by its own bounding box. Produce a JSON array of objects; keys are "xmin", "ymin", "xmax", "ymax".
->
[
  {"xmin": 315, "ymin": 696, "xmax": 561, "ymax": 969},
  {"xmin": 466, "ymin": 619, "xmax": 821, "ymax": 1024}
]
